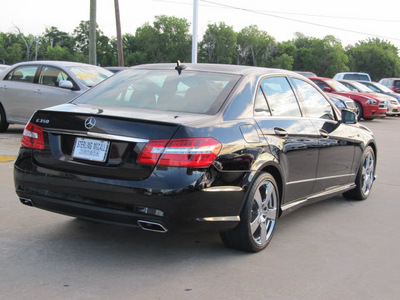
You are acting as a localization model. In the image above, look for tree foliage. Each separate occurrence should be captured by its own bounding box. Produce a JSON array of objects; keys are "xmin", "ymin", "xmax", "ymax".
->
[
  {"xmin": 1, "ymin": 16, "xmax": 400, "ymax": 81},
  {"xmin": 346, "ymin": 38, "xmax": 400, "ymax": 81}
]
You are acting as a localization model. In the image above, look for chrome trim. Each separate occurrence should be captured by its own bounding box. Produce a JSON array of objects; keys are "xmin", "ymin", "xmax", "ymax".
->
[
  {"xmin": 281, "ymin": 183, "xmax": 356, "ymax": 212},
  {"xmin": 137, "ymin": 220, "xmax": 168, "ymax": 233},
  {"xmin": 202, "ymin": 186, "xmax": 243, "ymax": 192},
  {"xmin": 196, "ymin": 216, "xmax": 241, "ymax": 222},
  {"xmin": 286, "ymin": 173, "xmax": 356, "ymax": 186},
  {"xmin": 45, "ymin": 128, "xmax": 149, "ymax": 143}
]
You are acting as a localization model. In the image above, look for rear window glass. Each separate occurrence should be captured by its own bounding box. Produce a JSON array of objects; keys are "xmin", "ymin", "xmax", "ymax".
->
[
  {"xmin": 394, "ymin": 80, "xmax": 400, "ymax": 87},
  {"xmin": 343, "ymin": 74, "xmax": 370, "ymax": 81},
  {"xmin": 73, "ymin": 69, "xmax": 240, "ymax": 115}
]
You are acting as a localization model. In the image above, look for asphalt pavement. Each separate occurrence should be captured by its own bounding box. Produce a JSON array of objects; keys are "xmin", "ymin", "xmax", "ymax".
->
[{"xmin": 1, "ymin": 119, "xmax": 399, "ymax": 300}]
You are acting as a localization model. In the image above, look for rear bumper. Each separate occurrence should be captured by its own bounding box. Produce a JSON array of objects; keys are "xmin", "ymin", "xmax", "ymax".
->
[{"xmin": 14, "ymin": 150, "xmax": 248, "ymax": 233}]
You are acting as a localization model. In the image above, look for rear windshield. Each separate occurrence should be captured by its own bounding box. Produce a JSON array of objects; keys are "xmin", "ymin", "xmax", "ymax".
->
[
  {"xmin": 72, "ymin": 69, "xmax": 241, "ymax": 114},
  {"xmin": 343, "ymin": 74, "xmax": 370, "ymax": 81},
  {"xmin": 394, "ymin": 80, "xmax": 400, "ymax": 87}
]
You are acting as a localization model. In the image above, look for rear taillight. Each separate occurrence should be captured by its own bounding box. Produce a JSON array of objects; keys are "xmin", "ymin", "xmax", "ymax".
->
[
  {"xmin": 21, "ymin": 122, "xmax": 45, "ymax": 150},
  {"xmin": 138, "ymin": 138, "xmax": 221, "ymax": 168}
]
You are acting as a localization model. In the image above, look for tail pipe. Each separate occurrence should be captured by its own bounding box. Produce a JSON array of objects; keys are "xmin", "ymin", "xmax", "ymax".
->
[
  {"xmin": 20, "ymin": 198, "xmax": 34, "ymax": 207},
  {"xmin": 137, "ymin": 220, "xmax": 168, "ymax": 233}
]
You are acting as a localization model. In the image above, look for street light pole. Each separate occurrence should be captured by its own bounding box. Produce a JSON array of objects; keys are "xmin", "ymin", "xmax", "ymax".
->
[
  {"xmin": 89, "ymin": 0, "xmax": 97, "ymax": 65},
  {"xmin": 192, "ymin": 0, "xmax": 198, "ymax": 63},
  {"xmin": 114, "ymin": 0, "xmax": 124, "ymax": 66}
]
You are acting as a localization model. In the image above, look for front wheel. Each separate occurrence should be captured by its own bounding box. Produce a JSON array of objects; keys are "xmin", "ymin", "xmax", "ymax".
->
[
  {"xmin": 0, "ymin": 105, "xmax": 9, "ymax": 132},
  {"xmin": 220, "ymin": 172, "xmax": 279, "ymax": 252},
  {"xmin": 354, "ymin": 102, "xmax": 363, "ymax": 121},
  {"xmin": 343, "ymin": 146, "xmax": 375, "ymax": 200}
]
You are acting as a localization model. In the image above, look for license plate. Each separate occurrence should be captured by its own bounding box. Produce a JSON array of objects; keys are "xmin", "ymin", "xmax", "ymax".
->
[{"xmin": 72, "ymin": 137, "xmax": 110, "ymax": 162}]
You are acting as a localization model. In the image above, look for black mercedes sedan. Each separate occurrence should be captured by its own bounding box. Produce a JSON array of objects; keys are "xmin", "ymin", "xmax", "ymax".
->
[{"xmin": 14, "ymin": 63, "xmax": 377, "ymax": 252}]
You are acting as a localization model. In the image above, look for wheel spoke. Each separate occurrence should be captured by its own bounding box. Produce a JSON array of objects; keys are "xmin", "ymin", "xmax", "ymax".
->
[
  {"xmin": 266, "ymin": 207, "xmax": 277, "ymax": 220},
  {"xmin": 259, "ymin": 223, "xmax": 267, "ymax": 244},
  {"xmin": 254, "ymin": 188, "xmax": 264, "ymax": 210},
  {"xmin": 250, "ymin": 216, "xmax": 261, "ymax": 235}
]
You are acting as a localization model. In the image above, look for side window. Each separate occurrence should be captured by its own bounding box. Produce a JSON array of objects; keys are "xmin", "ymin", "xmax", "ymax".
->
[
  {"xmin": 5, "ymin": 65, "xmax": 38, "ymax": 83},
  {"xmin": 254, "ymin": 88, "xmax": 271, "ymax": 115},
  {"xmin": 311, "ymin": 79, "xmax": 329, "ymax": 91},
  {"xmin": 38, "ymin": 66, "xmax": 71, "ymax": 87},
  {"xmin": 292, "ymin": 78, "xmax": 335, "ymax": 120},
  {"xmin": 260, "ymin": 77, "xmax": 301, "ymax": 117}
]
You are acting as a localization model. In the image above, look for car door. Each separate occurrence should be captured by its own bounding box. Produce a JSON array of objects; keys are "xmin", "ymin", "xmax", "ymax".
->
[
  {"xmin": 254, "ymin": 76, "xmax": 320, "ymax": 204},
  {"xmin": 291, "ymin": 78, "xmax": 358, "ymax": 193},
  {"xmin": 0, "ymin": 65, "xmax": 38, "ymax": 123},
  {"xmin": 30, "ymin": 65, "xmax": 81, "ymax": 116}
]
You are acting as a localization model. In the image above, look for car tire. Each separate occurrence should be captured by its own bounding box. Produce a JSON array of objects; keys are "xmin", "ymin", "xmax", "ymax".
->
[
  {"xmin": 343, "ymin": 146, "xmax": 375, "ymax": 200},
  {"xmin": 354, "ymin": 102, "xmax": 363, "ymax": 120},
  {"xmin": 220, "ymin": 172, "xmax": 279, "ymax": 252},
  {"xmin": 0, "ymin": 104, "xmax": 10, "ymax": 132}
]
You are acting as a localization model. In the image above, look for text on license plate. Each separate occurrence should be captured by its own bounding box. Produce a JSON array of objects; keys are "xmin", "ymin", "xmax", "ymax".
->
[{"xmin": 72, "ymin": 137, "xmax": 110, "ymax": 162}]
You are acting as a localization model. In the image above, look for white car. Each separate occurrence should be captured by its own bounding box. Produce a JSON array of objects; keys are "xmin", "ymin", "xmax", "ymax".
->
[{"xmin": 0, "ymin": 61, "xmax": 113, "ymax": 132}]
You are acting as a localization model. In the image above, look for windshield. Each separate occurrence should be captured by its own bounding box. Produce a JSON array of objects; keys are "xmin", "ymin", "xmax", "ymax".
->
[
  {"xmin": 67, "ymin": 65, "xmax": 113, "ymax": 87},
  {"xmin": 350, "ymin": 81, "xmax": 374, "ymax": 93},
  {"xmin": 375, "ymin": 83, "xmax": 394, "ymax": 93},
  {"xmin": 326, "ymin": 79, "xmax": 351, "ymax": 92},
  {"xmin": 72, "ymin": 69, "xmax": 241, "ymax": 115}
]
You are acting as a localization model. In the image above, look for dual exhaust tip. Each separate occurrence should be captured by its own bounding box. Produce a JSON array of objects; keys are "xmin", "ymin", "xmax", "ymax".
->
[{"xmin": 19, "ymin": 198, "xmax": 168, "ymax": 233}]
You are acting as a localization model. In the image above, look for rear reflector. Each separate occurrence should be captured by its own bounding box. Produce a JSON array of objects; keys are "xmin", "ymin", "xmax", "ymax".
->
[
  {"xmin": 21, "ymin": 122, "xmax": 45, "ymax": 150},
  {"xmin": 138, "ymin": 138, "xmax": 221, "ymax": 168}
]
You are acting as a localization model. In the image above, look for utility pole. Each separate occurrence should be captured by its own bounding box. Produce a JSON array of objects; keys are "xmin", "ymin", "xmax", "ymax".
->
[
  {"xmin": 114, "ymin": 0, "xmax": 124, "ymax": 66},
  {"xmin": 89, "ymin": 0, "xmax": 97, "ymax": 65},
  {"xmin": 192, "ymin": 0, "xmax": 198, "ymax": 63}
]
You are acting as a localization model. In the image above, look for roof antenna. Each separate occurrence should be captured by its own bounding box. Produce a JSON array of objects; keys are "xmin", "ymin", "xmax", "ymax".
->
[{"xmin": 175, "ymin": 60, "xmax": 187, "ymax": 75}]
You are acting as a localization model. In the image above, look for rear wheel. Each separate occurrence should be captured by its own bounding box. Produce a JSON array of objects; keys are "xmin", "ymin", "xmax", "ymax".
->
[
  {"xmin": 220, "ymin": 172, "xmax": 279, "ymax": 252},
  {"xmin": 343, "ymin": 146, "xmax": 375, "ymax": 200},
  {"xmin": 0, "ymin": 105, "xmax": 9, "ymax": 132}
]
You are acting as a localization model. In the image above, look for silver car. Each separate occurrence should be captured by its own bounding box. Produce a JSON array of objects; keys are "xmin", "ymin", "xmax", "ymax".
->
[
  {"xmin": 0, "ymin": 61, "xmax": 113, "ymax": 132},
  {"xmin": 0, "ymin": 64, "xmax": 9, "ymax": 72}
]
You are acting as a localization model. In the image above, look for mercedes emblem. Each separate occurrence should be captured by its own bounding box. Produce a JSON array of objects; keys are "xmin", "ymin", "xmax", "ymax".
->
[{"xmin": 84, "ymin": 117, "xmax": 96, "ymax": 129}]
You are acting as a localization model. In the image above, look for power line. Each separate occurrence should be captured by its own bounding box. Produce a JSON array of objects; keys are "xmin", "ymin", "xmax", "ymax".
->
[
  {"xmin": 200, "ymin": 0, "xmax": 400, "ymax": 41},
  {"xmin": 152, "ymin": 0, "xmax": 400, "ymax": 42}
]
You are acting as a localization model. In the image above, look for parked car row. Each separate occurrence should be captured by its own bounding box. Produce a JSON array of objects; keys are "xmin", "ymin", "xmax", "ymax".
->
[{"xmin": 309, "ymin": 75, "xmax": 400, "ymax": 120}]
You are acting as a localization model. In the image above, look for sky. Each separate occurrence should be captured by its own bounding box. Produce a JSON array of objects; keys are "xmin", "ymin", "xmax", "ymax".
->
[{"xmin": 2, "ymin": 0, "xmax": 400, "ymax": 50}]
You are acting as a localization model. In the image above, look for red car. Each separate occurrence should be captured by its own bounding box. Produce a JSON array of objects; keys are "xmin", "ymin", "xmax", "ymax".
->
[{"xmin": 309, "ymin": 77, "xmax": 387, "ymax": 120}]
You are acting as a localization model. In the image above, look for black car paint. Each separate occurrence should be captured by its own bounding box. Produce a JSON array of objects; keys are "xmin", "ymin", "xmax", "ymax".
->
[{"xmin": 14, "ymin": 64, "xmax": 376, "ymax": 233}]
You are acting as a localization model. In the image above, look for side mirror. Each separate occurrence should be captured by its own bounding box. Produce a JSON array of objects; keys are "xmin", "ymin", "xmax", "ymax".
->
[
  {"xmin": 341, "ymin": 109, "xmax": 357, "ymax": 124},
  {"xmin": 323, "ymin": 87, "xmax": 333, "ymax": 93},
  {"xmin": 59, "ymin": 80, "xmax": 74, "ymax": 90}
]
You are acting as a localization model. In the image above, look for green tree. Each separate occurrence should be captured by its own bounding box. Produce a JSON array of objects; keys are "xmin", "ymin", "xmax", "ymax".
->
[
  {"xmin": 199, "ymin": 22, "xmax": 237, "ymax": 64},
  {"xmin": 73, "ymin": 20, "xmax": 117, "ymax": 66},
  {"xmin": 346, "ymin": 38, "xmax": 400, "ymax": 80},
  {"xmin": 291, "ymin": 33, "xmax": 348, "ymax": 77},
  {"xmin": 134, "ymin": 15, "xmax": 191, "ymax": 63},
  {"xmin": 237, "ymin": 25, "xmax": 277, "ymax": 67}
]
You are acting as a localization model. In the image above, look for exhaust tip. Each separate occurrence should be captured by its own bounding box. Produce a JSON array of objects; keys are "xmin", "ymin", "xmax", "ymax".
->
[
  {"xmin": 138, "ymin": 220, "xmax": 168, "ymax": 233},
  {"xmin": 20, "ymin": 198, "xmax": 34, "ymax": 207}
]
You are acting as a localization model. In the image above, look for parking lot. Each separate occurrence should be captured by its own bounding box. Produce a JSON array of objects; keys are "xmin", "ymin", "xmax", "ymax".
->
[{"xmin": 1, "ymin": 118, "xmax": 400, "ymax": 300}]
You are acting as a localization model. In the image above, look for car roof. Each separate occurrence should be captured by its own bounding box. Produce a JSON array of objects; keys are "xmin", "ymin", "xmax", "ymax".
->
[
  {"xmin": 9, "ymin": 60, "xmax": 99, "ymax": 68},
  {"xmin": 132, "ymin": 63, "xmax": 299, "ymax": 77}
]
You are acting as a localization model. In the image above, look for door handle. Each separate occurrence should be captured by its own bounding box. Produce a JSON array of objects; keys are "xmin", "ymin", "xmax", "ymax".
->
[
  {"xmin": 273, "ymin": 127, "xmax": 288, "ymax": 137},
  {"xmin": 320, "ymin": 129, "xmax": 329, "ymax": 138},
  {"xmin": 0, "ymin": 85, "xmax": 7, "ymax": 90},
  {"xmin": 34, "ymin": 89, "xmax": 42, "ymax": 94}
]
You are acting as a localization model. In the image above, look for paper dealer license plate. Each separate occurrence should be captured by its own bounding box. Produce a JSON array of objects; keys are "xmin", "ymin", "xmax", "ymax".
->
[{"xmin": 72, "ymin": 138, "xmax": 110, "ymax": 162}]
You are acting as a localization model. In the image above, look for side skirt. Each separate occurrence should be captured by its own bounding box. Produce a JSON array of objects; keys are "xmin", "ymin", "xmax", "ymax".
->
[{"xmin": 280, "ymin": 183, "xmax": 356, "ymax": 216}]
